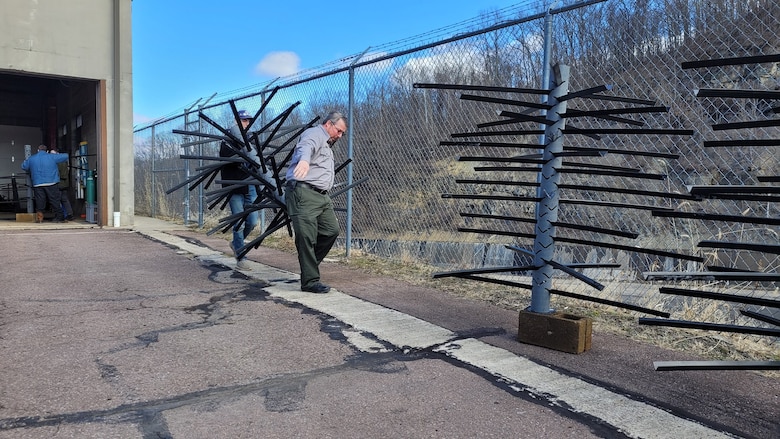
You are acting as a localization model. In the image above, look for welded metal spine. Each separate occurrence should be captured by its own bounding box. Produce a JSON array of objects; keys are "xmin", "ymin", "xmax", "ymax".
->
[{"xmin": 530, "ymin": 64, "xmax": 569, "ymax": 314}]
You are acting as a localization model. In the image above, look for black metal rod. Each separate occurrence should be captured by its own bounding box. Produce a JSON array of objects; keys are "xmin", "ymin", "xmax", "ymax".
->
[
  {"xmin": 704, "ymin": 139, "xmax": 780, "ymax": 147},
  {"xmin": 558, "ymin": 183, "xmax": 698, "ymax": 201},
  {"xmin": 557, "ymin": 236, "xmax": 703, "ymax": 262},
  {"xmin": 565, "ymin": 146, "xmax": 679, "ymax": 159},
  {"xmin": 688, "ymin": 185, "xmax": 780, "ymax": 195},
  {"xmin": 439, "ymin": 141, "xmax": 543, "ymax": 148},
  {"xmin": 545, "ymin": 258, "xmax": 604, "ymax": 291},
  {"xmin": 712, "ymin": 118, "xmax": 780, "ymax": 131},
  {"xmin": 473, "ymin": 166, "xmax": 667, "ymax": 180},
  {"xmin": 456, "ymin": 227, "xmax": 703, "ymax": 262},
  {"xmin": 452, "ymin": 129, "xmax": 545, "ymax": 138},
  {"xmin": 659, "ymin": 287, "xmax": 780, "ymax": 308},
  {"xmin": 413, "ymin": 82, "xmax": 550, "ymax": 94},
  {"xmin": 562, "ymin": 111, "xmax": 645, "ymax": 127},
  {"xmin": 695, "ymin": 88, "xmax": 780, "ymax": 99},
  {"xmin": 459, "ymin": 93, "xmax": 552, "ymax": 110},
  {"xmin": 248, "ymin": 87, "xmax": 279, "ymax": 128},
  {"xmin": 578, "ymin": 94, "xmax": 655, "ymax": 106},
  {"xmin": 638, "ymin": 318, "xmax": 780, "ymax": 337},
  {"xmin": 693, "ymin": 193, "xmax": 780, "ymax": 203},
  {"xmin": 559, "ymin": 84, "xmax": 611, "ymax": 101},
  {"xmin": 172, "ymin": 129, "xmax": 229, "ymax": 142},
  {"xmin": 451, "ymin": 273, "xmax": 670, "ymax": 317},
  {"xmin": 740, "ymin": 309, "xmax": 780, "ymax": 327},
  {"xmin": 432, "ymin": 265, "xmax": 537, "ymax": 278},
  {"xmin": 646, "ymin": 271, "xmax": 780, "ymax": 281},
  {"xmin": 459, "ymin": 212, "xmax": 639, "ymax": 239},
  {"xmin": 505, "ymin": 244, "xmax": 605, "ymax": 290},
  {"xmin": 682, "ymin": 53, "xmax": 780, "ymax": 69},
  {"xmin": 228, "ymin": 100, "xmax": 253, "ymax": 153},
  {"xmin": 443, "ymin": 194, "xmax": 539, "ymax": 202},
  {"xmin": 562, "ymin": 128, "xmax": 694, "ymax": 136},
  {"xmin": 565, "ymin": 106, "xmax": 669, "ymax": 117},
  {"xmin": 654, "ymin": 360, "xmax": 780, "ymax": 371},
  {"xmin": 560, "ymin": 199, "xmax": 674, "ymax": 212},
  {"xmin": 651, "ymin": 210, "xmax": 780, "ymax": 226},
  {"xmin": 455, "ymin": 178, "xmax": 538, "ymax": 187},
  {"xmin": 459, "ymin": 155, "xmax": 647, "ymax": 174},
  {"xmin": 478, "ymin": 111, "xmax": 553, "ymax": 128},
  {"xmin": 698, "ymin": 240, "xmax": 780, "ymax": 255}
]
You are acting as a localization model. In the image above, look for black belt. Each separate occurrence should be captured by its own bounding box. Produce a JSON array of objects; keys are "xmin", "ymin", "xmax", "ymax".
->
[{"xmin": 295, "ymin": 181, "xmax": 328, "ymax": 195}]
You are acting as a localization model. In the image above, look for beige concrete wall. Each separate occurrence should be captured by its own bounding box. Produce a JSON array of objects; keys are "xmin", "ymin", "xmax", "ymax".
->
[
  {"xmin": 1, "ymin": 1, "xmax": 113, "ymax": 78},
  {"xmin": 0, "ymin": 0, "xmax": 134, "ymax": 226}
]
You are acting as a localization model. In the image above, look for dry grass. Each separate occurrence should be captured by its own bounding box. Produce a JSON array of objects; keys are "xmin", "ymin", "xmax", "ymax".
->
[{"xmin": 211, "ymin": 227, "xmax": 780, "ymax": 377}]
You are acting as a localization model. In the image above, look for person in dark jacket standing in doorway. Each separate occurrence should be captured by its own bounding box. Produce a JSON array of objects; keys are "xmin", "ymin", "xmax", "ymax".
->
[
  {"xmin": 22, "ymin": 144, "xmax": 68, "ymax": 223},
  {"xmin": 51, "ymin": 146, "xmax": 74, "ymax": 221},
  {"xmin": 285, "ymin": 111, "xmax": 347, "ymax": 294}
]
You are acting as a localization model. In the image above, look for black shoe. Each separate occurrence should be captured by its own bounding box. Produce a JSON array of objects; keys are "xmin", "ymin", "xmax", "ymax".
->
[
  {"xmin": 301, "ymin": 282, "xmax": 331, "ymax": 294},
  {"xmin": 65, "ymin": 215, "xmax": 74, "ymax": 221}
]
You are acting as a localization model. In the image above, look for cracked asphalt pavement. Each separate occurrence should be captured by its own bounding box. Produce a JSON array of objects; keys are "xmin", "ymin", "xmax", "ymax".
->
[{"xmin": 0, "ymin": 217, "xmax": 777, "ymax": 438}]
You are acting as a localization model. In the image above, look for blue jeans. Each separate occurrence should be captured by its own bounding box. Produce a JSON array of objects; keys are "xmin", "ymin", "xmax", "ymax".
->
[{"xmin": 228, "ymin": 185, "xmax": 258, "ymax": 260}]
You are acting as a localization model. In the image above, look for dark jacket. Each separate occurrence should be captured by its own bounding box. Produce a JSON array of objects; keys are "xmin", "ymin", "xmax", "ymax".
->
[{"xmin": 219, "ymin": 142, "xmax": 250, "ymax": 195}]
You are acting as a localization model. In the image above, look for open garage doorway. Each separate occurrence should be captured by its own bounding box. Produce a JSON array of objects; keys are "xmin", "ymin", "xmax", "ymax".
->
[{"xmin": 0, "ymin": 71, "xmax": 104, "ymax": 226}]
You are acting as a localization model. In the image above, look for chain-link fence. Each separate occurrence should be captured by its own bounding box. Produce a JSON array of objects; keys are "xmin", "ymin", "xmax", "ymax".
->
[{"xmin": 134, "ymin": 0, "xmax": 779, "ymax": 348}]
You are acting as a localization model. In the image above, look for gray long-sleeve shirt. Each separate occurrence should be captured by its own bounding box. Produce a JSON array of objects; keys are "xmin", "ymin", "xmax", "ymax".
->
[{"xmin": 285, "ymin": 124, "xmax": 334, "ymax": 191}]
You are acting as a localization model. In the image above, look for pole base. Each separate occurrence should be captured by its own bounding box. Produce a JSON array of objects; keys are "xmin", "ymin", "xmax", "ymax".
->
[{"xmin": 518, "ymin": 310, "xmax": 592, "ymax": 354}]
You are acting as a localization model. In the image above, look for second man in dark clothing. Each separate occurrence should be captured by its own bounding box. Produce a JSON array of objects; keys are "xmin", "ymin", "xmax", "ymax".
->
[{"xmin": 220, "ymin": 110, "xmax": 259, "ymax": 270}]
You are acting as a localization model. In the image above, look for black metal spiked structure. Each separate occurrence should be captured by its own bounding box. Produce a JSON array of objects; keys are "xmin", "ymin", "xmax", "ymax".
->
[
  {"xmin": 640, "ymin": 54, "xmax": 780, "ymax": 371},
  {"xmin": 421, "ymin": 57, "xmax": 778, "ymax": 370},
  {"xmin": 418, "ymin": 63, "xmax": 696, "ymax": 320},
  {"xmin": 167, "ymin": 90, "xmax": 364, "ymax": 260}
]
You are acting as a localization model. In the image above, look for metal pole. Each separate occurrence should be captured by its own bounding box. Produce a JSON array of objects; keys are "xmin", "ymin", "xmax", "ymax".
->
[
  {"xmin": 344, "ymin": 49, "xmax": 368, "ymax": 258},
  {"xmin": 530, "ymin": 64, "xmax": 569, "ymax": 313},
  {"xmin": 536, "ymin": 2, "xmax": 557, "ymax": 192},
  {"xmin": 197, "ymin": 93, "xmax": 216, "ymax": 228},
  {"xmin": 150, "ymin": 124, "xmax": 156, "ymax": 218},
  {"xmin": 183, "ymin": 111, "xmax": 191, "ymax": 226},
  {"xmin": 345, "ymin": 67, "xmax": 355, "ymax": 258},
  {"xmin": 197, "ymin": 114, "xmax": 204, "ymax": 228},
  {"xmin": 259, "ymin": 90, "xmax": 268, "ymax": 231}
]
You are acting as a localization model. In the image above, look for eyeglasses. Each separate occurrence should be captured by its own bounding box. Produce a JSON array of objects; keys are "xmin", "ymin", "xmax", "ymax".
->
[{"xmin": 330, "ymin": 121, "xmax": 346, "ymax": 135}]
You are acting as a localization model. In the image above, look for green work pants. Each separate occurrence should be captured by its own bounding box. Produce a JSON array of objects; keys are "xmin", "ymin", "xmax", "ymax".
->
[{"xmin": 286, "ymin": 184, "xmax": 340, "ymax": 287}]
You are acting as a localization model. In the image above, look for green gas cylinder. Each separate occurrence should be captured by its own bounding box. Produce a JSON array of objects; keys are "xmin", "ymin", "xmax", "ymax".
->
[{"xmin": 86, "ymin": 170, "xmax": 95, "ymax": 205}]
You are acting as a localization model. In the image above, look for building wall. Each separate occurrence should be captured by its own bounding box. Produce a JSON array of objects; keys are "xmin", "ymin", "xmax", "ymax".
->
[{"xmin": 0, "ymin": 0, "xmax": 134, "ymax": 225}]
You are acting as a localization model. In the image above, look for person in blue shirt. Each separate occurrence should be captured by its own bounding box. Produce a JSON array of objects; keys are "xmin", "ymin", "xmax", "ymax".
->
[{"xmin": 22, "ymin": 144, "xmax": 69, "ymax": 223}]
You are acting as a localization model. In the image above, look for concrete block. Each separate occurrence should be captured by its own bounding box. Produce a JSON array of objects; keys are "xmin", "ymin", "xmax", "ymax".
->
[
  {"xmin": 16, "ymin": 213, "xmax": 34, "ymax": 222},
  {"xmin": 518, "ymin": 310, "xmax": 592, "ymax": 354}
]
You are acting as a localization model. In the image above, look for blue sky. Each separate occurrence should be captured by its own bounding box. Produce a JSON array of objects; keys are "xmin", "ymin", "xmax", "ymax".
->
[{"xmin": 132, "ymin": 0, "xmax": 535, "ymax": 127}]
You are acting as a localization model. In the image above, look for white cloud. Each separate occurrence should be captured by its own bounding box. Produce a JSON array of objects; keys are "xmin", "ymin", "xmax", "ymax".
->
[{"xmin": 254, "ymin": 51, "xmax": 301, "ymax": 77}]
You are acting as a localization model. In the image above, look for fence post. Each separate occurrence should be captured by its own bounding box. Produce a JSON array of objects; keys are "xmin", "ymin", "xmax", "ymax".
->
[
  {"xmin": 183, "ymin": 110, "xmax": 191, "ymax": 226},
  {"xmin": 150, "ymin": 124, "xmax": 156, "ymax": 218}
]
